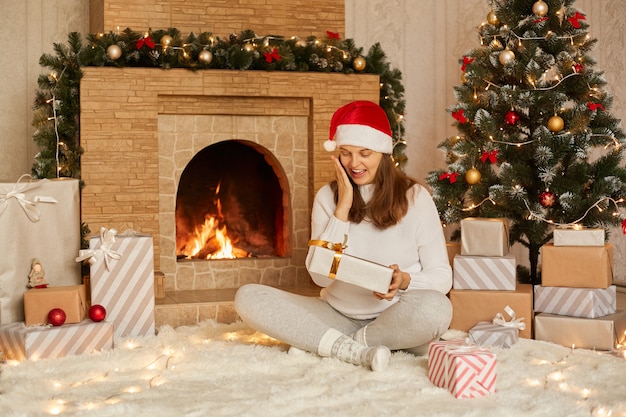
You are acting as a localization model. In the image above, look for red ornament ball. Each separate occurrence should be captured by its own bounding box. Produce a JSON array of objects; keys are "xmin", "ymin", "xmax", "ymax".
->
[
  {"xmin": 505, "ymin": 110, "xmax": 521, "ymax": 125},
  {"xmin": 48, "ymin": 308, "xmax": 66, "ymax": 326},
  {"xmin": 89, "ymin": 304, "xmax": 107, "ymax": 322},
  {"xmin": 574, "ymin": 63, "xmax": 585, "ymax": 73},
  {"xmin": 539, "ymin": 190, "xmax": 556, "ymax": 207}
]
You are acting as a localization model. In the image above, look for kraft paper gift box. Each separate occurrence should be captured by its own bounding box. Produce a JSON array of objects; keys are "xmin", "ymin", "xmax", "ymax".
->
[
  {"xmin": 77, "ymin": 228, "xmax": 155, "ymax": 338},
  {"xmin": 0, "ymin": 175, "xmax": 81, "ymax": 323},
  {"xmin": 446, "ymin": 243, "xmax": 461, "ymax": 268},
  {"xmin": 453, "ymin": 254, "xmax": 516, "ymax": 290},
  {"xmin": 449, "ymin": 284, "xmax": 533, "ymax": 339},
  {"xmin": 23, "ymin": 285, "xmax": 88, "ymax": 326},
  {"xmin": 541, "ymin": 244, "xmax": 613, "ymax": 288},
  {"xmin": 534, "ymin": 285, "xmax": 616, "ymax": 319},
  {"xmin": 534, "ymin": 310, "xmax": 626, "ymax": 351},
  {"xmin": 460, "ymin": 218, "xmax": 509, "ymax": 257},
  {"xmin": 0, "ymin": 319, "xmax": 114, "ymax": 361},
  {"xmin": 428, "ymin": 339, "xmax": 497, "ymax": 399},
  {"xmin": 308, "ymin": 239, "xmax": 393, "ymax": 294},
  {"xmin": 553, "ymin": 228, "xmax": 605, "ymax": 246}
]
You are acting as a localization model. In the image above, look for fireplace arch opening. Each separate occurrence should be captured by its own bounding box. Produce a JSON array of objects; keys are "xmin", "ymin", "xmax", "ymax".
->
[{"xmin": 175, "ymin": 139, "xmax": 290, "ymax": 260}]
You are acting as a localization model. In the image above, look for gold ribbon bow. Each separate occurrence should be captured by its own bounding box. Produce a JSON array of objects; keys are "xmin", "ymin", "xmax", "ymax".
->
[
  {"xmin": 308, "ymin": 234, "xmax": 348, "ymax": 279},
  {"xmin": 0, "ymin": 174, "xmax": 58, "ymax": 222},
  {"xmin": 492, "ymin": 305, "xmax": 526, "ymax": 330},
  {"xmin": 75, "ymin": 227, "xmax": 122, "ymax": 270}
]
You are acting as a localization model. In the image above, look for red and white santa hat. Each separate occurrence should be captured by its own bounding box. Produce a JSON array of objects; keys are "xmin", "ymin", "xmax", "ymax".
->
[{"xmin": 325, "ymin": 100, "xmax": 393, "ymax": 153}]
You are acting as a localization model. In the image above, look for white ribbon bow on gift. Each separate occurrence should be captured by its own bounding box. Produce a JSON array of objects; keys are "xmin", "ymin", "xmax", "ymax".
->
[
  {"xmin": 492, "ymin": 305, "xmax": 526, "ymax": 330},
  {"xmin": 0, "ymin": 174, "xmax": 58, "ymax": 222},
  {"xmin": 75, "ymin": 227, "xmax": 122, "ymax": 270}
]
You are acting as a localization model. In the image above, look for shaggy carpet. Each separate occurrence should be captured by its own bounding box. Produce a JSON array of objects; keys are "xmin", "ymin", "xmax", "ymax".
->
[{"xmin": 0, "ymin": 320, "xmax": 625, "ymax": 417}]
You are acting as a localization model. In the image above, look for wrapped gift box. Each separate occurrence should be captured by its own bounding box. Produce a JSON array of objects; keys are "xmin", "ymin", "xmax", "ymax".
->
[
  {"xmin": 534, "ymin": 310, "xmax": 626, "ymax": 351},
  {"xmin": 553, "ymin": 228, "xmax": 605, "ymax": 247},
  {"xmin": 82, "ymin": 229, "xmax": 155, "ymax": 338},
  {"xmin": 308, "ymin": 243, "xmax": 393, "ymax": 294},
  {"xmin": 0, "ymin": 176, "xmax": 81, "ymax": 323},
  {"xmin": 0, "ymin": 320, "xmax": 113, "ymax": 361},
  {"xmin": 23, "ymin": 285, "xmax": 87, "ymax": 326},
  {"xmin": 541, "ymin": 244, "xmax": 613, "ymax": 288},
  {"xmin": 446, "ymin": 243, "xmax": 461, "ymax": 268},
  {"xmin": 449, "ymin": 284, "xmax": 533, "ymax": 339},
  {"xmin": 534, "ymin": 285, "xmax": 616, "ymax": 319},
  {"xmin": 460, "ymin": 218, "xmax": 509, "ymax": 257},
  {"xmin": 453, "ymin": 254, "xmax": 516, "ymax": 290},
  {"xmin": 469, "ymin": 321, "xmax": 519, "ymax": 349},
  {"xmin": 428, "ymin": 339, "xmax": 497, "ymax": 398}
]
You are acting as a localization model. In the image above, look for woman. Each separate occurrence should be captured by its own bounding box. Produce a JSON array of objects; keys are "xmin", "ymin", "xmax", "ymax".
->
[{"xmin": 235, "ymin": 100, "xmax": 452, "ymax": 372}]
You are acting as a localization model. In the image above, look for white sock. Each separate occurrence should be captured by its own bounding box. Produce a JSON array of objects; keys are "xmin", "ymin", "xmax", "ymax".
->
[{"xmin": 318, "ymin": 328, "xmax": 390, "ymax": 372}]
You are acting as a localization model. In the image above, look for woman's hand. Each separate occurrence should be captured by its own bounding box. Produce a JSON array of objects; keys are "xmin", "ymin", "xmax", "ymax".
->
[
  {"xmin": 374, "ymin": 264, "xmax": 410, "ymax": 301},
  {"xmin": 332, "ymin": 155, "xmax": 353, "ymax": 221}
]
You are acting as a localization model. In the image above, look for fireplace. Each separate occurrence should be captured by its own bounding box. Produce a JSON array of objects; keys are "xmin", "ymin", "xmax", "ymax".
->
[
  {"xmin": 175, "ymin": 140, "xmax": 288, "ymax": 260},
  {"xmin": 79, "ymin": 67, "xmax": 381, "ymax": 325}
]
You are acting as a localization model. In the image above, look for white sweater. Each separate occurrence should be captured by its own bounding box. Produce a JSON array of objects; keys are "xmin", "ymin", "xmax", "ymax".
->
[{"xmin": 305, "ymin": 183, "xmax": 452, "ymax": 319}]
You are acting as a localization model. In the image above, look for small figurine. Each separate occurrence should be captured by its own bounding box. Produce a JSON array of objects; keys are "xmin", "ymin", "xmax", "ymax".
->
[{"xmin": 27, "ymin": 258, "xmax": 48, "ymax": 288}]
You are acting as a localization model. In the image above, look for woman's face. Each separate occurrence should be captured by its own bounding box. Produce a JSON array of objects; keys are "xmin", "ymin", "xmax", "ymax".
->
[{"xmin": 338, "ymin": 145, "xmax": 383, "ymax": 185}]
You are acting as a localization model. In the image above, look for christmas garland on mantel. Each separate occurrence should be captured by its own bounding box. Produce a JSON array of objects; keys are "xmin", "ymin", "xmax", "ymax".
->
[{"xmin": 31, "ymin": 29, "xmax": 406, "ymax": 181}]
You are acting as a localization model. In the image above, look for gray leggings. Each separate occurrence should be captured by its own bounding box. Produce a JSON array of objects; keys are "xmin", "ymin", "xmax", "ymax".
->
[{"xmin": 234, "ymin": 284, "xmax": 453, "ymax": 355}]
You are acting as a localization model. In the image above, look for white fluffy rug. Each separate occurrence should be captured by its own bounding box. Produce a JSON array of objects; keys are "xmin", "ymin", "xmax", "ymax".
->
[{"xmin": 1, "ymin": 320, "xmax": 625, "ymax": 417}]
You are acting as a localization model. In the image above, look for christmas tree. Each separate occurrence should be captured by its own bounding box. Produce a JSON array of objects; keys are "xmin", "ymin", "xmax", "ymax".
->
[{"xmin": 427, "ymin": 0, "xmax": 626, "ymax": 284}]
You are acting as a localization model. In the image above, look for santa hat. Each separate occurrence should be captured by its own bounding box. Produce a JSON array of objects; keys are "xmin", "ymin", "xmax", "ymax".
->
[{"xmin": 325, "ymin": 100, "xmax": 393, "ymax": 153}]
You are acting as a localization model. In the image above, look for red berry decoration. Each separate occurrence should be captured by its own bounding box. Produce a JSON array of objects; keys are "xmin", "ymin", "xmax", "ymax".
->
[
  {"xmin": 89, "ymin": 304, "xmax": 107, "ymax": 322},
  {"xmin": 505, "ymin": 110, "xmax": 521, "ymax": 125},
  {"xmin": 48, "ymin": 308, "xmax": 66, "ymax": 326},
  {"xmin": 539, "ymin": 190, "xmax": 556, "ymax": 207}
]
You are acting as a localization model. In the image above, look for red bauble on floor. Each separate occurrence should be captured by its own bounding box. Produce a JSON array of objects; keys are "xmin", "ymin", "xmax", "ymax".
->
[
  {"xmin": 48, "ymin": 308, "xmax": 66, "ymax": 326},
  {"xmin": 89, "ymin": 304, "xmax": 107, "ymax": 322}
]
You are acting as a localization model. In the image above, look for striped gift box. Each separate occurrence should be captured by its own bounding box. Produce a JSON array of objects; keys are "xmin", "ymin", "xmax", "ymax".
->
[
  {"xmin": 0, "ymin": 320, "xmax": 113, "ymax": 361},
  {"xmin": 89, "ymin": 232, "xmax": 155, "ymax": 338},
  {"xmin": 453, "ymin": 254, "xmax": 516, "ymax": 290},
  {"xmin": 428, "ymin": 340, "xmax": 497, "ymax": 399},
  {"xmin": 534, "ymin": 285, "xmax": 616, "ymax": 319},
  {"xmin": 468, "ymin": 322, "xmax": 518, "ymax": 349}
]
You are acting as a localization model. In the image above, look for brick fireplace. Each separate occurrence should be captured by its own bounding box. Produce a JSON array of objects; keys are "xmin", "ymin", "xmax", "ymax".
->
[{"xmin": 79, "ymin": 67, "xmax": 380, "ymax": 326}]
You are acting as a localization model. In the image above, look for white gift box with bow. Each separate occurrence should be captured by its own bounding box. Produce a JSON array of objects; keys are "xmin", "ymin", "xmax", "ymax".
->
[{"xmin": 0, "ymin": 175, "xmax": 81, "ymax": 323}]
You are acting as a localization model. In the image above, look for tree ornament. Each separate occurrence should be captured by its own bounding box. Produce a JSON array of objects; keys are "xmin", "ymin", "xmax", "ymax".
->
[
  {"xmin": 547, "ymin": 115, "xmax": 564, "ymax": 132},
  {"xmin": 539, "ymin": 190, "xmax": 555, "ymax": 207},
  {"xmin": 532, "ymin": 1, "xmax": 548, "ymax": 17},
  {"xmin": 352, "ymin": 56, "xmax": 366, "ymax": 71},
  {"xmin": 48, "ymin": 308, "xmax": 66, "ymax": 326},
  {"xmin": 574, "ymin": 63, "xmax": 585, "ymax": 73},
  {"xmin": 465, "ymin": 167, "xmax": 481, "ymax": 185},
  {"xmin": 498, "ymin": 49, "xmax": 515, "ymax": 65},
  {"xmin": 199, "ymin": 50, "xmax": 213, "ymax": 64},
  {"xmin": 487, "ymin": 10, "xmax": 500, "ymax": 26},
  {"xmin": 490, "ymin": 39, "xmax": 503, "ymax": 50},
  {"xmin": 295, "ymin": 39, "xmax": 308, "ymax": 48},
  {"xmin": 505, "ymin": 110, "xmax": 520, "ymax": 125},
  {"xmin": 243, "ymin": 43, "xmax": 255, "ymax": 52},
  {"xmin": 160, "ymin": 35, "xmax": 173, "ymax": 48},
  {"xmin": 461, "ymin": 72, "xmax": 468, "ymax": 84},
  {"xmin": 106, "ymin": 44, "xmax": 122, "ymax": 60},
  {"xmin": 89, "ymin": 304, "xmax": 107, "ymax": 322}
]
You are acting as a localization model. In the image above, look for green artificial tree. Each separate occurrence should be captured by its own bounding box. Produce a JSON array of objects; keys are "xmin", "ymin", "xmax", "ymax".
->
[{"xmin": 427, "ymin": 0, "xmax": 626, "ymax": 284}]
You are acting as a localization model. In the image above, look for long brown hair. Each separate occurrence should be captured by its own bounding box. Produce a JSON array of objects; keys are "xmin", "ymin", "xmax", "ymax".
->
[{"xmin": 331, "ymin": 155, "xmax": 417, "ymax": 229}]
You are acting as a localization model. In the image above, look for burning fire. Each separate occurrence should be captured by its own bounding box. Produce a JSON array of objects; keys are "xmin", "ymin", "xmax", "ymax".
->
[{"xmin": 177, "ymin": 184, "xmax": 249, "ymax": 259}]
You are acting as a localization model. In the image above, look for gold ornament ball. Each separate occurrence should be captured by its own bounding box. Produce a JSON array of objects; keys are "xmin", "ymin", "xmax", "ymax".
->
[
  {"xmin": 160, "ymin": 35, "xmax": 173, "ymax": 47},
  {"xmin": 498, "ymin": 49, "xmax": 515, "ymax": 65},
  {"xmin": 547, "ymin": 115, "xmax": 564, "ymax": 132},
  {"xmin": 489, "ymin": 39, "xmax": 503, "ymax": 50},
  {"xmin": 296, "ymin": 39, "xmax": 308, "ymax": 48},
  {"xmin": 461, "ymin": 72, "xmax": 468, "ymax": 84},
  {"xmin": 487, "ymin": 10, "xmax": 500, "ymax": 25},
  {"xmin": 532, "ymin": 0, "xmax": 549, "ymax": 17},
  {"xmin": 199, "ymin": 50, "xmax": 213, "ymax": 64},
  {"xmin": 106, "ymin": 44, "xmax": 122, "ymax": 60},
  {"xmin": 243, "ymin": 43, "xmax": 254, "ymax": 52},
  {"xmin": 465, "ymin": 168, "xmax": 481, "ymax": 185},
  {"xmin": 353, "ymin": 56, "xmax": 366, "ymax": 71}
]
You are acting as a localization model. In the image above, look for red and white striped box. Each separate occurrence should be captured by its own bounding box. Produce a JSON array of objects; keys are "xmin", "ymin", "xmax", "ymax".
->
[
  {"xmin": 428, "ymin": 340, "xmax": 497, "ymax": 399},
  {"xmin": 85, "ymin": 229, "xmax": 155, "ymax": 339},
  {"xmin": 534, "ymin": 285, "xmax": 616, "ymax": 319},
  {"xmin": 0, "ymin": 320, "xmax": 113, "ymax": 361},
  {"xmin": 453, "ymin": 254, "xmax": 516, "ymax": 290},
  {"xmin": 468, "ymin": 322, "xmax": 518, "ymax": 349}
]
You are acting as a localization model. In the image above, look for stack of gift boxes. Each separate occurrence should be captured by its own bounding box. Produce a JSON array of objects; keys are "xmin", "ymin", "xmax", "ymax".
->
[
  {"xmin": 0, "ymin": 176, "xmax": 155, "ymax": 362},
  {"xmin": 534, "ymin": 228, "xmax": 626, "ymax": 351},
  {"xmin": 448, "ymin": 218, "xmax": 533, "ymax": 346}
]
